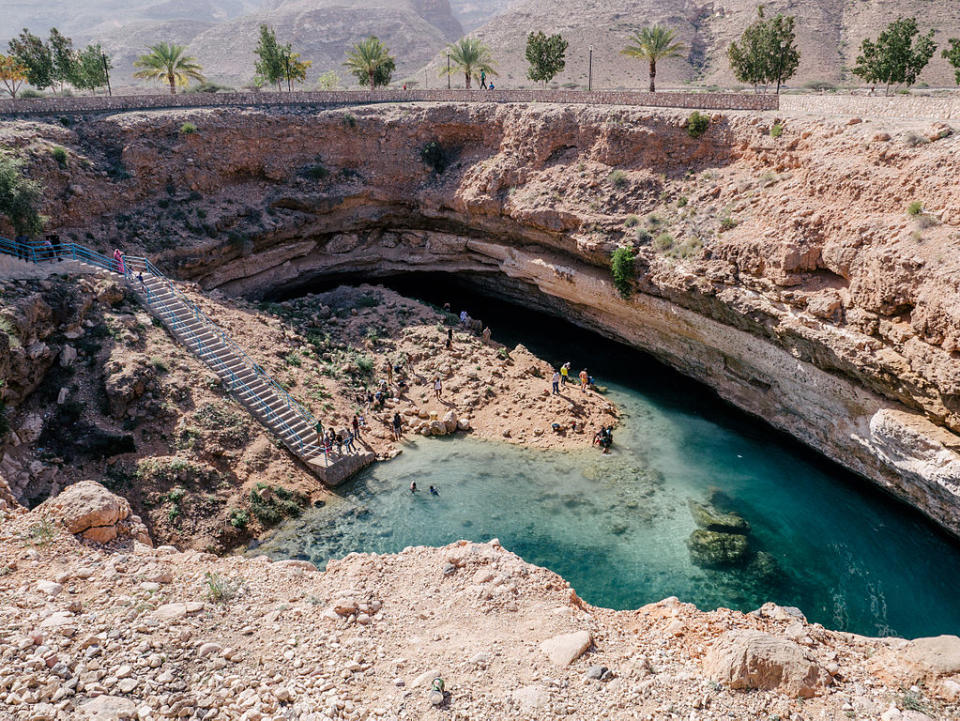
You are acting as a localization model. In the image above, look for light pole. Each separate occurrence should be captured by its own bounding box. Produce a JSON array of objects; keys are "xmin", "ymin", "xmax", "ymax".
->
[
  {"xmin": 447, "ymin": 54, "xmax": 451, "ymax": 89},
  {"xmin": 588, "ymin": 46, "xmax": 593, "ymax": 92},
  {"xmin": 102, "ymin": 51, "xmax": 112, "ymax": 96}
]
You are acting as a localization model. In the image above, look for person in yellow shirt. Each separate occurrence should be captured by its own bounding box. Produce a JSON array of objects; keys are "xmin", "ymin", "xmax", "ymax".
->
[{"xmin": 560, "ymin": 362, "xmax": 570, "ymax": 386}]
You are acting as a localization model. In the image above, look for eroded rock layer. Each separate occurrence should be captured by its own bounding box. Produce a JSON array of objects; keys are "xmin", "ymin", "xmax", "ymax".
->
[{"xmin": 6, "ymin": 101, "xmax": 960, "ymax": 535}]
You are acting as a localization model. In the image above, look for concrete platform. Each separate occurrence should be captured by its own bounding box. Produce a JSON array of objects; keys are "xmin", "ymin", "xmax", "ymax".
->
[{"xmin": 308, "ymin": 452, "xmax": 377, "ymax": 486}]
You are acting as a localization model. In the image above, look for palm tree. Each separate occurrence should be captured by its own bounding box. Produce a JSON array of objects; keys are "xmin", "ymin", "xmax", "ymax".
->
[
  {"xmin": 440, "ymin": 37, "xmax": 497, "ymax": 89},
  {"xmin": 621, "ymin": 25, "xmax": 685, "ymax": 92},
  {"xmin": 134, "ymin": 43, "xmax": 205, "ymax": 95},
  {"xmin": 344, "ymin": 36, "xmax": 395, "ymax": 89}
]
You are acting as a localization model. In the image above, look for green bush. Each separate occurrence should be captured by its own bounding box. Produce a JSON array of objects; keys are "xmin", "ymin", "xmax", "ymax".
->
[
  {"xmin": 204, "ymin": 572, "xmax": 241, "ymax": 603},
  {"xmin": 624, "ymin": 215, "xmax": 639, "ymax": 228},
  {"xmin": 179, "ymin": 122, "xmax": 198, "ymax": 135},
  {"xmin": 356, "ymin": 355, "xmax": 374, "ymax": 375},
  {"xmin": 249, "ymin": 484, "xmax": 304, "ymax": 526},
  {"xmin": 51, "ymin": 146, "xmax": 68, "ymax": 167},
  {"xmin": 677, "ymin": 196, "xmax": 688, "ymax": 208},
  {"xmin": 610, "ymin": 246, "xmax": 636, "ymax": 298},
  {"xmin": 719, "ymin": 215, "xmax": 738, "ymax": 232},
  {"xmin": 906, "ymin": 201, "xmax": 923, "ymax": 216},
  {"xmin": 229, "ymin": 508, "xmax": 249, "ymax": 529},
  {"xmin": 687, "ymin": 111, "xmax": 710, "ymax": 139},
  {"xmin": 301, "ymin": 163, "xmax": 329, "ymax": 181},
  {"xmin": 634, "ymin": 228, "xmax": 652, "ymax": 244},
  {"xmin": 608, "ymin": 170, "xmax": 628, "ymax": 188},
  {"xmin": 420, "ymin": 141, "xmax": 449, "ymax": 174},
  {"xmin": 150, "ymin": 357, "xmax": 169, "ymax": 373},
  {"xmin": 653, "ymin": 233, "xmax": 675, "ymax": 251},
  {"xmin": 770, "ymin": 123, "xmax": 784, "ymax": 139}
]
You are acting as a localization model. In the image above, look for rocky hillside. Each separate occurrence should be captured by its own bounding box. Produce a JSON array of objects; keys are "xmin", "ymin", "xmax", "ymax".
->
[
  {"xmin": 1, "ymin": 499, "xmax": 958, "ymax": 720},
  {"xmin": 2, "ymin": 101, "xmax": 959, "ymax": 541},
  {"xmin": 420, "ymin": 0, "xmax": 960, "ymax": 89}
]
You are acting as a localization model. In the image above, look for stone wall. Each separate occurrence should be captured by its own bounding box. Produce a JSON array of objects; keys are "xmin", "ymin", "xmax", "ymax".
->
[
  {"xmin": 0, "ymin": 89, "xmax": 777, "ymax": 117},
  {"xmin": 780, "ymin": 93, "xmax": 960, "ymax": 120}
]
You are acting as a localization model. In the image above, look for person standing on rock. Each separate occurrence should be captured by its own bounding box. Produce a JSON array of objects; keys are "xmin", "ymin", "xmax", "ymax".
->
[
  {"xmin": 552, "ymin": 369, "xmax": 560, "ymax": 395},
  {"xmin": 314, "ymin": 418, "xmax": 325, "ymax": 448},
  {"xmin": 393, "ymin": 411, "xmax": 404, "ymax": 441},
  {"xmin": 352, "ymin": 414, "xmax": 361, "ymax": 439},
  {"xmin": 579, "ymin": 368, "xmax": 589, "ymax": 392},
  {"xmin": 560, "ymin": 362, "xmax": 570, "ymax": 386},
  {"xmin": 446, "ymin": 327, "xmax": 453, "ymax": 349},
  {"xmin": 434, "ymin": 377, "xmax": 443, "ymax": 400}
]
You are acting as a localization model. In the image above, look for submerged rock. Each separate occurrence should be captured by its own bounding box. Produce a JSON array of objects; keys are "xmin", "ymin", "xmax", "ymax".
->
[
  {"xmin": 688, "ymin": 499, "xmax": 751, "ymax": 533},
  {"xmin": 687, "ymin": 529, "xmax": 750, "ymax": 567}
]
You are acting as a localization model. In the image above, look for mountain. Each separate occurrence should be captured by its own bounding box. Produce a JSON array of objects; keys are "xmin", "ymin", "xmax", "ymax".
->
[
  {"xmin": 448, "ymin": 0, "xmax": 515, "ymax": 32},
  {"xmin": 183, "ymin": 0, "xmax": 463, "ymax": 87},
  {"xmin": 420, "ymin": 0, "xmax": 960, "ymax": 89}
]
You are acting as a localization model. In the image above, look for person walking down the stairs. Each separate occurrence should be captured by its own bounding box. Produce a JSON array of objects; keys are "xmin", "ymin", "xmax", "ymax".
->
[{"xmin": 113, "ymin": 248, "xmax": 125, "ymax": 275}]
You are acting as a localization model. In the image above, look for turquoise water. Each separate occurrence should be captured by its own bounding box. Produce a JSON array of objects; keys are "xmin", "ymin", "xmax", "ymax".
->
[{"xmin": 259, "ymin": 280, "xmax": 960, "ymax": 638}]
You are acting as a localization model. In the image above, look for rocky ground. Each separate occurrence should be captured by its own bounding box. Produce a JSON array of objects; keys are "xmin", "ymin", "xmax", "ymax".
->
[
  {"xmin": 0, "ymin": 259, "xmax": 616, "ymax": 552},
  {"xmin": 1, "ymin": 495, "xmax": 959, "ymax": 721}
]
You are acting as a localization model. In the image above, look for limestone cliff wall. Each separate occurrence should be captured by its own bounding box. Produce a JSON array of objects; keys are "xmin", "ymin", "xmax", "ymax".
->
[{"xmin": 6, "ymin": 101, "xmax": 960, "ymax": 536}]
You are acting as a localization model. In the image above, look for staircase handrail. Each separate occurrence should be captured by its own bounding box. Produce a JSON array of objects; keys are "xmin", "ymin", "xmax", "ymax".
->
[{"xmin": 124, "ymin": 256, "xmax": 320, "ymax": 436}]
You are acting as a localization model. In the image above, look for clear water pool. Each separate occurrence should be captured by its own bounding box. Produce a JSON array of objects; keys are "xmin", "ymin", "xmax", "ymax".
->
[{"xmin": 258, "ymin": 280, "xmax": 960, "ymax": 638}]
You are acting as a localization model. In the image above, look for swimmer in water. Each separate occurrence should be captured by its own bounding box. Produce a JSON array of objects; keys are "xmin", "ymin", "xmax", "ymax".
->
[
  {"xmin": 429, "ymin": 485, "xmax": 439, "ymax": 496},
  {"xmin": 410, "ymin": 481, "xmax": 417, "ymax": 493}
]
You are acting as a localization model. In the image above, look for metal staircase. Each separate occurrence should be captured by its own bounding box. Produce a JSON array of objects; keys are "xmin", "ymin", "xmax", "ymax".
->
[{"xmin": 0, "ymin": 237, "xmax": 369, "ymax": 482}]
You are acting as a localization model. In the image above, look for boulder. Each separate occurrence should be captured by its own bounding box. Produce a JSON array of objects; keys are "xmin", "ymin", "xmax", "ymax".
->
[
  {"xmin": 77, "ymin": 694, "xmax": 138, "ymax": 720},
  {"xmin": 702, "ymin": 629, "xmax": 830, "ymax": 698},
  {"xmin": 686, "ymin": 529, "xmax": 749, "ymax": 567},
  {"xmin": 43, "ymin": 481, "xmax": 151, "ymax": 546},
  {"xmin": 688, "ymin": 500, "xmax": 751, "ymax": 533},
  {"xmin": 540, "ymin": 630, "xmax": 592, "ymax": 666},
  {"xmin": 868, "ymin": 635, "xmax": 960, "ymax": 685},
  {"xmin": 442, "ymin": 410, "xmax": 458, "ymax": 433},
  {"xmin": 429, "ymin": 420, "xmax": 447, "ymax": 436}
]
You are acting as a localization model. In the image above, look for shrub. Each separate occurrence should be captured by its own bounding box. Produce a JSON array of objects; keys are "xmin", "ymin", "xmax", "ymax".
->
[
  {"xmin": 204, "ymin": 571, "xmax": 241, "ymax": 603},
  {"xmin": 51, "ymin": 146, "xmax": 68, "ymax": 167},
  {"xmin": 150, "ymin": 357, "xmax": 169, "ymax": 373},
  {"xmin": 420, "ymin": 141, "xmax": 450, "ymax": 175},
  {"xmin": 356, "ymin": 355, "xmax": 374, "ymax": 375},
  {"xmin": 284, "ymin": 352, "xmax": 302, "ymax": 367},
  {"xmin": 301, "ymin": 163, "xmax": 329, "ymax": 181},
  {"xmin": 646, "ymin": 213, "xmax": 665, "ymax": 228},
  {"xmin": 677, "ymin": 196, "xmax": 688, "ymax": 208},
  {"xmin": 342, "ymin": 113, "xmax": 357, "ymax": 128},
  {"xmin": 229, "ymin": 509, "xmax": 249, "ymax": 529},
  {"xmin": 610, "ymin": 246, "xmax": 636, "ymax": 298},
  {"xmin": 497, "ymin": 347, "xmax": 510, "ymax": 360},
  {"xmin": 608, "ymin": 169, "xmax": 628, "ymax": 188},
  {"xmin": 687, "ymin": 111, "xmax": 710, "ymax": 139},
  {"xmin": 249, "ymin": 484, "xmax": 305, "ymax": 526},
  {"xmin": 719, "ymin": 214, "xmax": 738, "ymax": 232},
  {"xmin": 179, "ymin": 122, "xmax": 198, "ymax": 135},
  {"xmin": 20, "ymin": 89, "xmax": 44, "ymax": 99},
  {"xmin": 916, "ymin": 213, "xmax": 939, "ymax": 229},
  {"xmin": 28, "ymin": 517, "xmax": 57, "ymax": 547},
  {"xmin": 624, "ymin": 214, "xmax": 640, "ymax": 227},
  {"xmin": 906, "ymin": 201, "xmax": 923, "ymax": 216},
  {"xmin": 770, "ymin": 123, "xmax": 784, "ymax": 138},
  {"xmin": 653, "ymin": 233, "xmax": 675, "ymax": 252},
  {"xmin": 634, "ymin": 228, "xmax": 652, "ymax": 244}
]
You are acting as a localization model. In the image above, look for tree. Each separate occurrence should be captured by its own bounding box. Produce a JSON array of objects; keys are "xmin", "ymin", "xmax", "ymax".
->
[
  {"xmin": 942, "ymin": 38, "xmax": 960, "ymax": 85},
  {"xmin": 0, "ymin": 154, "xmax": 44, "ymax": 237},
  {"xmin": 764, "ymin": 13, "xmax": 799, "ymax": 93},
  {"xmin": 72, "ymin": 44, "xmax": 111, "ymax": 94},
  {"xmin": 316, "ymin": 70, "xmax": 340, "ymax": 90},
  {"xmin": 728, "ymin": 8, "xmax": 799, "ymax": 94},
  {"xmin": 344, "ymin": 36, "xmax": 395, "ymax": 89},
  {"xmin": 525, "ymin": 31, "xmax": 568, "ymax": 86},
  {"xmin": 440, "ymin": 36, "xmax": 496, "ymax": 89},
  {"xmin": 134, "ymin": 42, "xmax": 205, "ymax": 95},
  {"xmin": 0, "ymin": 55, "xmax": 28, "ymax": 101},
  {"xmin": 622, "ymin": 25, "xmax": 685, "ymax": 93},
  {"xmin": 48, "ymin": 28, "xmax": 75, "ymax": 95},
  {"xmin": 254, "ymin": 25, "xmax": 285, "ymax": 90},
  {"xmin": 7, "ymin": 29, "xmax": 54, "ymax": 92},
  {"xmin": 281, "ymin": 50, "xmax": 311, "ymax": 91},
  {"xmin": 852, "ymin": 17, "xmax": 937, "ymax": 94}
]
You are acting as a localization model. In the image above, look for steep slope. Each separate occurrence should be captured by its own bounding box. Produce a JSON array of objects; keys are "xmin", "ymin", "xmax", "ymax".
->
[
  {"xmin": 185, "ymin": 0, "xmax": 463, "ymax": 87},
  {"xmin": 420, "ymin": 0, "xmax": 960, "ymax": 89}
]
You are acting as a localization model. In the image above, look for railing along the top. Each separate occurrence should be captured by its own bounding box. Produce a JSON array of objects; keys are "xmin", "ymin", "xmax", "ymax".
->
[
  {"xmin": 0, "ymin": 237, "xmax": 327, "ymax": 462},
  {"xmin": 122, "ymin": 256, "xmax": 324, "ymax": 455}
]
